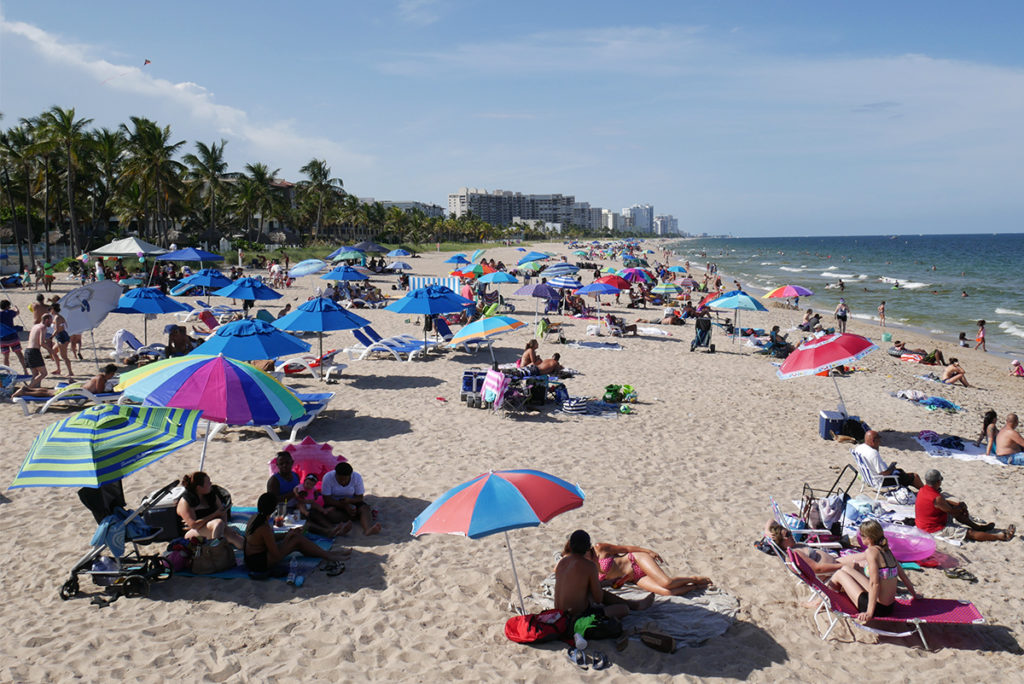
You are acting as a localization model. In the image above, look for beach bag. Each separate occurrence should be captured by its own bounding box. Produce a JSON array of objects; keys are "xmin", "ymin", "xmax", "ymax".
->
[
  {"xmin": 190, "ymin": 538, "xmax": 236, "ymax": 574},
  {"xmin": 562, "ymin": 397, "xmax": 589, "ymax": 414},
  {"xmin": 504, "ymin": 609, "xmax": 569, "ymax": 644},
  {"xmin": 603, "ymin": 384, "xmax": 623, "ymax": 403},
  {"xmin": 164, "ymin": 537, "xmax": 194, "ymax": 572},
  {"xmin": 574, "ymin": 612, "xmax": 623, "ymax": 640},
  {"xmin": 839, "ymin": 419, "xmax": 866, "ymax": 442}
]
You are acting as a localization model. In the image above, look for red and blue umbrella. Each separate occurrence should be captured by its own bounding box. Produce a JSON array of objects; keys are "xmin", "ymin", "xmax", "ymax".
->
[
  {"xmin": 777, "ymin": 333, "xmax": 878, "ymax": 415},
  {"xmin": 411, "ymin": 469, "xmax": 585, "ymax": 614}
]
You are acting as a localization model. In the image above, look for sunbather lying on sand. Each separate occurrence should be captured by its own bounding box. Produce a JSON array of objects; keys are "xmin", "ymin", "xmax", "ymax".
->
[{"xmin": 577, "ymin": 540, "xmax": 713, "ymax": 596}]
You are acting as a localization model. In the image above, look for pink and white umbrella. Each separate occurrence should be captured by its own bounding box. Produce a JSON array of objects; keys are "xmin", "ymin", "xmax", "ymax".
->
[{"xmin": 777, "ymin": 333, "xmax": 877, "ymax": 414}]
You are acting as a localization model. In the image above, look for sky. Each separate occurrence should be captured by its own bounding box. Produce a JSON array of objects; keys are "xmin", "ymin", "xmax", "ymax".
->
[{"xmin": 2, "ymin": 1, "xmax": 1024, "ymax": 237}]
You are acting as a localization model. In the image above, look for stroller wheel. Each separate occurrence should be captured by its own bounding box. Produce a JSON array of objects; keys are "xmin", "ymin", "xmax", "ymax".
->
[
  {"xmin": 121, "ymin": 574, "xmax": 150, "ymax": 598},
  {"xmin": 59, "ymin": 578, "xmax": 80, "ymax": 601},
  {"xmin": 145, "ymin": 555, "xmax": 173, "ymax": 581}
]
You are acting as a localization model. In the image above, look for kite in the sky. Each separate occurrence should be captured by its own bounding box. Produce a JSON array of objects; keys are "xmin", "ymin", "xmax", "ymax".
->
[{"xmin": 101, "ymin": 59, "xmax": 151, "ymax": 84}]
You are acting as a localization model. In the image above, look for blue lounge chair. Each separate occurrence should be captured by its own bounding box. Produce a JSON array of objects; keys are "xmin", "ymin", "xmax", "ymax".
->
[
  {"xmin": 206, "ymin": 391, "xmax": 336, "ymax": 443},
  {"xmin": 347, "ymin": 329, "xmax": 427, "ymax": 362}
]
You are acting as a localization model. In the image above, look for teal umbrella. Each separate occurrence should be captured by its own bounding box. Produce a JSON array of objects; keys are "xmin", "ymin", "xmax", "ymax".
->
[
  {"xmin": 11, "ymin": 404, "xmax": 202, "ymax": 489},
  {"xmin": 706, "ymin": 290, "xmax": 768, "ymax": 343}
]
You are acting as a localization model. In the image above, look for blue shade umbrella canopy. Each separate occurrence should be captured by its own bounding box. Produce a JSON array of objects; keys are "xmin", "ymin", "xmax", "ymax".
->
[
  {"xmin": 352, "ymin": 240, "xmax": 387, "ymax": 253},
  {"xmin": 387, "ymin": 261, "xmax": 412, "ymax": 271},
  {"xmin": 575, "ymin": 282, "xmax": 620, "ymax": 296},
  {"xmin": 517, "ymin": 251, "xmax": 550, "ymax": 266},
  {"xmin": 212, "ymin": 277, "xmax": 282, "ymax": 300},
  {"xmin": 321, "ymin": 265, "xmax": 369, "ymax": 282},
  {"xmin": 386, "ymin": 249, "xmax": 411, "ymax": 257},
  {"xmin": 113, "ymin": 287, "xmax": 192, "ymax": 315},
  {"xmin": 274, "ymin": 296, "xmax": 372, "ymax": 362},
  {"xmin": 444, "ymin": 255, "xmax": 470, "ymax": 265},
  {"xmin": 155, "ymin": 247, "xmax": 223, "ymax": 262},
  {"xmin": 288, "ymin": 259, "xmax": 328, "ymax": 278},
  {"xmin": 668, "ymin": 266, "xmax": 688, "ymax": 273},
  {"xmin": 180, "ymin": 268, "xmax": 232, "ymax": 289},
  {"xmin": 543, "ymin": 263, "xmax": 580, "ymax": 276},
  {"xmin": 706, "ymin": 290, "xmax": 768, "ymax": 312},
  {"xmin": 332, "ymin": 250, "xmax": 365, "ymax": 262},
  {"xmin": 385, "ymin": 285, "xmax": 474, "ymax": 316},
  {"xmin": 548, "ymin": 276, "xmax": 583, "ymax": 290},
  {"xmin": 513, "ymin": 282, "xmax": 557, "ymax": 299},
  {"xmin": 477, "ymin": 271, "xmax": 518, "ymax": 285},
  {"xmin": 190, "ymin": 318, "xmax": 310, "ymax": 360},
  {"xmin": 11, "ymin": 404, "xmax": 202, "ymax": 489}
]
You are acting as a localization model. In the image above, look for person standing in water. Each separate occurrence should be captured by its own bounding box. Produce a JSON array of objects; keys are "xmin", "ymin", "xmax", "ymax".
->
[
  {"xmin": 877, "ymin": 301, "xmax": 886, "ymax": 327},
  {"xmin": 834, "ymin": 299, "xmax": 850, "ymax": 334}
]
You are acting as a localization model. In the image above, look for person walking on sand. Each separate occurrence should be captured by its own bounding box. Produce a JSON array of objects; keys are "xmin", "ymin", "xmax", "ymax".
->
[
  {"xmin": 877, "ymin": 301, "xmax": 886, "ymax": 327},
  {"xmin": 25, "ymin": 314, "xmax": 52, "ymax": 388},
  {"xmin": 974, "ymin": 320, "xmax": 986, "ymax": 352},
  {"xmin": 833, "ymin": 299, "xmax": 850, "ymax": 334}
]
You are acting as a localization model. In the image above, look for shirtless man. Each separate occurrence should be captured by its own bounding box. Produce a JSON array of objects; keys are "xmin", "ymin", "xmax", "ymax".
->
[
  {"xmin": 29, "ymin": 294, "xmax": 50, "ymax": 324},
  {"xmin": 994, "ymin": 413, "xmax": 1024, "ymax": 466},
  {"xmin": 83, "ymin": 364, "xmax": 118, "ymax": 394},
  {"xmin": 941, "ymin": 358, "xmax": 970, "ymax": 387},
  {"xmin": 554, "ymin": 530, "xmax": 652, "ymax": 630},
  {"xmin": 25, "ymin": 314, "xmax": 52, "ymax": 388}
]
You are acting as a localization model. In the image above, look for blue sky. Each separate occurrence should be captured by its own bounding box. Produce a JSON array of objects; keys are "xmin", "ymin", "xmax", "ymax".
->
[{"xmin": 2, "ymin": 1, "xmax": 1024, "ymax": 237}]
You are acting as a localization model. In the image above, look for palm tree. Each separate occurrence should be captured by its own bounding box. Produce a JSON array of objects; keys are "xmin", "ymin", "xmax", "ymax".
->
[
  {"xmin": 119, "ymin": 117, "xmax": 185, "ymax": 245},
  {"xmin": 182, "ymin": 139, "xmax": 228, "ymax": 247},
  {"xmin": 37, "ymin": 106, "xmax": 93, "ymax": 254},
  {"xmin": 0, "ymin": 124, "xmax": 33, "ymax": 271},
  {"xmin": 297, "ymin": 158, "xmax": 343, "ymax": 239},
  {"xmin": 85, "ymin": 127, "xmax": 126, "ymax": 246},
  {"xmin": 242, "ymin": 162, "xmax": 280, "ymax": 238}
]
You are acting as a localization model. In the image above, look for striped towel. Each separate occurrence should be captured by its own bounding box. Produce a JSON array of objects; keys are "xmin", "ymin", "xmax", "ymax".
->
[
  {"xmin": 482, "ymin": 369, "xmax": 509, "ymax": 410},
  {"xmin": 408, "ymin": 276, "xmax": 461, "ymax": 292}
]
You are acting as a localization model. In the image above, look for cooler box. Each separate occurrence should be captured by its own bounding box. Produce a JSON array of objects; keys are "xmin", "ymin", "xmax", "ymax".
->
[
  {"xmin": 819, "ymin": 411, "xmax": 847, "ymax": 440},
  {"xmin": 140, "ymin": 485, "xmax": 185, "ymax": 542}
]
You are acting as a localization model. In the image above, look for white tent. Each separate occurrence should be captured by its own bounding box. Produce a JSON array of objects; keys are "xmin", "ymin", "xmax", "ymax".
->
[{"xmin": 91, "ymin": 237, "xmax": 168, "ymax": 257}]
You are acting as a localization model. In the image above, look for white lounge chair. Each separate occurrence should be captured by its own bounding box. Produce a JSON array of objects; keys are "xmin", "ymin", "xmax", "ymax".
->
[
  {"xmin": 14, "ymin": 383, "xmax": 123, "ymax": 416},
  {"xmin": 205, "ymin": 391, "xmax": 336, "ymax": 443}
]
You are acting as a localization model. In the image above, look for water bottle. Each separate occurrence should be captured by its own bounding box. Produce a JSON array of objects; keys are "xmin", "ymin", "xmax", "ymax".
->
[{"xmin": 287, "ymin": 557, "xmax": 298, "ymax": 585}]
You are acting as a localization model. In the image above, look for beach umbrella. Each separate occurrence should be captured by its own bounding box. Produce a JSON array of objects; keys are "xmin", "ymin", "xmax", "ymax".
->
[
  {"xmin": 332, "ymin": 250, "xmax": 365, "ymax": 262},
  {"xmin": 211, "ymin": 277, "xmax": 282, "ymax": 301},
  {"xmin": 448, "ymin": 315, "xmax": 525, "ymax": 362},
  {"xmin": 352, "ymin": 240, "xmax": 387, "ymax": 253},
  {"xmin": 764, "ymin": 285, "xmax": 814, "ymax": 299},
  {"xmin": 517, "ymin": 251, "xmax": 550, "ymax": 266},
  {"xmin": 273, "ymin": 296, "xmax": 371, "ymax": 367},
  {"xmin": 190, "ymin": 318, "xmax": 310, "ymax": 361},
  {"xmin": 385, "ymin": 285, "xmax": 475, "ymax": 349},
  {"xmin": 515, "ymin": 247, "xmax": 527, "ymax": 252},
  {"xmin": 477, "ymin": 271, "xmax": 519, "ymax": 285},
  {"xmin": 59, "ymin": 280, "xmax": 123, "ymax": 336},
  {"xmin": 470, "ymin": 249, "xmax": 486, "ymax": 263},
  {"xmin": 706, "ymin": 290, "xmax": 768, "ymax": 344},
  {"xmin": 11, "ymin": 404, "xmax": 202, "ymax": 489},
  {"xmin": 668, "ymin": 266, "xmax": 687, "ymax": 274},
  {"xmin": 596, "ymin": 275, "xmax": 630, "ymax": 290},
  {"xmin": 321, "ymin": 265, "xmax": 369, "ymax": 282},
  {"xmin": 678, "ymin": 277, "xmax": 698, "ymax": 289},
  {"xmin": 326, "ymin": 245, "xmax": 354, "ymax": 260},
  {"xmin": 651, "ymin": 282, "xmax": 683, "ymax": 297},
  {"xmin": 116, "ymin": 355, "xmax": 304, "ymax": 470},
  {"xmin": 457, "ymin": 263, "xmax": 496, "ymax": 278},
  {"xmin": 113, "ymin": 287, "xmax": 192, "ymax": 344},
  {"xmin": 288, "ymin": 259, "xmax": 328, "ymax": 278},
  {"xmin": 514, "ymin": 282, "xmax": 558, "ymax": 322},
  {"xmin": 619, "ymin": 268, "xmax": 652, "ymax": 283},
  {"xmin": 543, "ymin": 263, "xmax": 580, "ymax": 277},
  {"xmin": 386, "ymin": 249, "xmax": 411, "ymax": 258},
  {"xmin": 444, "ymin": 255, "xmax": 471, "ymax": 265},
  {"xmin": 777, "ymin": 333, "xmax": 878, "ymax": 416},
  {"xmin": 576, "ymin": 282, "xmax": 621, "ymax": 297},
  {"xmin": 180, "ymin": 268, "xmax": 232, "ymax": 290},
  {"xmin": 600, "ymin": 266, "xmax": 619, "ymax": 274},
  {"xmin": 572, "ymin": 250, "xmax": 588, "ymax": 257},
  {"xmin": 411, "ymin": 469, "xmax": 585, "ymax": 615},
  {"xmin": 155, "ymin": 247, "xmax": 224, "ymax": 263},
  {"xmin": 516, "ymin": 261, "xmax": 543, "ymax": 273},
  {"xmin": 91, "ymin": 237, "xmax": 168, "ymax": 258},
  {"xmin": 548, "ymin": 276, "xmax": 582, "ymax": 290},
  {"xmin": 387, "ymin": 261, "xmax": 412, "ymax": 271}
]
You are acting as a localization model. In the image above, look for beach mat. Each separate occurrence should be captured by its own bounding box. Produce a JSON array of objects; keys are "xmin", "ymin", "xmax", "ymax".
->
[
  {"xmin": 566, "ymin": 341, "xmax": 623, "ymax": 350},
  {"xmin": 914, "ymin": 437, "xmax": 1003, "ymax": 466}
]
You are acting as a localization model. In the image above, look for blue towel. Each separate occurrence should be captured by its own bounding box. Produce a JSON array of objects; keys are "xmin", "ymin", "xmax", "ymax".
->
[{"xmin": 90, "ymin": 509, "xmax": 156, "ymax": 557}]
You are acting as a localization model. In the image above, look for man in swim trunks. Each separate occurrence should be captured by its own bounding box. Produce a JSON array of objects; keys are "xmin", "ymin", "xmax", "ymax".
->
[
  {"xmin": 25, "ymin": 314, "xmax": 52, "ymax": 388},
  {"xmin": 994, "ymin": 413, "xmax": 1024, "ymax": 466},
  {"xmin": 915, "ymin": 470, "xmax": 1015, "ymax": 542},
  {"xmin": 853, "ymin": 430, "xmax": 923, "ymax": 489},
  {"xmin": 940, "ymin": 358, "xmax": 970, "ymax": 387}
]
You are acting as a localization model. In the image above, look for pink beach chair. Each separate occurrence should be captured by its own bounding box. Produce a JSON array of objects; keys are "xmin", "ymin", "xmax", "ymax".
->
[{"xmin": 785, "ymin": 548, "xmax": 984, "ymax": 649}]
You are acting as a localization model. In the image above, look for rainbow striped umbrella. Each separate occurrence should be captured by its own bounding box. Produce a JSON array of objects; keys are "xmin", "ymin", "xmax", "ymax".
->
[
  {"xmin": 448, "ymin": 316, "xmax": 525, "ymax": 362},
  {"xmin": 764, "ymin": 284, "xmax": 814, "ymax": 299},
  {"xmin": 619, "ymin": 268, "xmax": 652, "ymax": 283},
  {"xmin": 11, "ymin": 404, "xmax": 202, "ymax": 489},
  {"xmin": 116, "ymin": 355, "xmax": 303, "ymax": 469}
]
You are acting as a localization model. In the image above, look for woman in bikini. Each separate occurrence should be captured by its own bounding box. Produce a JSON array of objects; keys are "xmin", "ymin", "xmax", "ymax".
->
[
  {"xmin": 244, "ymin": 492, "xmax": 348, "ymax": 578},
  {"xmin": 828, "ymin": 520, "xmax": 918, "ymax": 622},
  {"xmin": 578, "ymin": 541, "xmax": 713, "ymax": 596},
  {"xmin": 49, "ymin": 303, "xmax": 73, "ymax": 377},
  {"xmin": 520, "ymin": 339, "xmax": 541, "ymax": 371}
]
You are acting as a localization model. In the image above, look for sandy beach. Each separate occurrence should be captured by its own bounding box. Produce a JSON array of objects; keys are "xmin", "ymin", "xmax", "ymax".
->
[{"xmin": 1, "ymin": 240, "xmax": 1021, "ymax": 683}]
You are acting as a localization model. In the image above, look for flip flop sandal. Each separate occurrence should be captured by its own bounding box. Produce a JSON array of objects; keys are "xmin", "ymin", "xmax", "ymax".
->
[
  {"xmin": 566, "ymin": 647, "xmax": 588, "ymax": 670},
  {"xmin": 325, "ymin": 561, "xmax": 346, "ymax": 577},
  {"xmin": 589, "ymin": 650, "xmax": 611, "ymax": 671},
  {"xmin": 944, "ymin": 568, "xmax": 978, "ymax": 583}
]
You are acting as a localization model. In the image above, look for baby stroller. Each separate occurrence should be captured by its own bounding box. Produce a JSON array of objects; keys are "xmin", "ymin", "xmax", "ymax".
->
[
  {"xmin": 59, "ymin": 479, "xmax": 178, "ymax": 601},
  {"xmin": 690, "ymin": 316, "xmax": 715, "ymax": 353}
]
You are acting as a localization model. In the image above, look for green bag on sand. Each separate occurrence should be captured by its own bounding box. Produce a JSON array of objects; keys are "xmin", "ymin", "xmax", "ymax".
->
[
  {"xmin": 573, "ymin": 612, "xmax": 623, "ymax": 640},
  {"xmin": 603, "ymin": 385, "xmax": 623, "ymax": 403}
]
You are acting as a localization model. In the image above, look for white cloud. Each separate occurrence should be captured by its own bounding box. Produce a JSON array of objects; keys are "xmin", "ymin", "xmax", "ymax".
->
[{"xmin": 0, "ymin": 17, "xmax": 373, "ymax": 174}]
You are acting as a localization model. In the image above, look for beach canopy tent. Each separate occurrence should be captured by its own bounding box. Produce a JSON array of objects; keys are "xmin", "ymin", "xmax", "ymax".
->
[
  {"xmin": 155, "ymin": 247, "xmax": 223, "ymax": 262},
  {"xmin": 91, "ymin": 237, "xmax": 168, "ymax": 258}
]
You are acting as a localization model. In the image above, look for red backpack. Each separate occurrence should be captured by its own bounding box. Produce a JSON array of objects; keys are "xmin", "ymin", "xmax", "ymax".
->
[{"xmin": 504, "ymin": 609, "xmax": 569, "ymax": 644}]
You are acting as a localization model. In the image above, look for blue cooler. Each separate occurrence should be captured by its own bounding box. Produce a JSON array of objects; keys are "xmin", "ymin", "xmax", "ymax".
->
[{"xmin": 819, "ymin": 410, "xmax": 847, "ymax": 440}]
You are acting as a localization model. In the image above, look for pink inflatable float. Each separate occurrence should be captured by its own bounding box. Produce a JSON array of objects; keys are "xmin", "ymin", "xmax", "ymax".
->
[{"xmin": 856, "ymin": 523, "xmax": 936, "ymax": 562}]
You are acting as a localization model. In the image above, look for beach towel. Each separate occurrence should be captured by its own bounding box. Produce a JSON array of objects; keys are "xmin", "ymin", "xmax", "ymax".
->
[
  {"xmin": 913, "ymin": 436, "xmax": 1003, "ymax": 466},
  {"xmin": 566, "ymin": 341, "xmax": 623, "ymax": 350},
  {"xmin": 637, "ymin": 327, "xmax": 669, "ymax": 336},
  {"xmin": 481, "ymin": 369, "xmax": 509, "ymax": 411},
  {"xmin": 557, "ymin": 399, "xmax": 621, "ymax": 418},
  {"xmin": 520, "ymin": 575, "xmax": 738, "ymax": 648},
  {"xmin": 892, "ymin": 391, "xmax": 963, "ymax": 413}
]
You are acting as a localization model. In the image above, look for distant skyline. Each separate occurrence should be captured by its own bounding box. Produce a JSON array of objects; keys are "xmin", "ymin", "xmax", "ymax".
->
[{"xmin": 3, "ymin": 1, "xmax": 1024, "ymax": 237}]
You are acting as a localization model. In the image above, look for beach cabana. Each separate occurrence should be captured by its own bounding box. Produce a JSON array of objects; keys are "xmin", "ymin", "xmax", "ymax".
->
[{"xmin": 91, "ymin": 237, "xmax": 168, "ymax": 258}]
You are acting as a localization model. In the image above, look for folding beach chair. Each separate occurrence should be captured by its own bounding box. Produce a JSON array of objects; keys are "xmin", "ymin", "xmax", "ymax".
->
[
  {"xmin": 851, "ymin": 448, "xmax": 901, "ymax": 501},
  {"xmin": 786, "ymin": 548, "xmax": 984, "ymax": 649},
  {"xmin": 14, "ymin": 384, "xmax": 123, "ymax": 416},
  {"xmin": 275, "ymin": 349, "xmax": 346, "ymax": 382},
  {"xmin": 690, "ymin": 316, "xmax": 714, "ymax": 352},
  {"xmin": 769, "ymin": 496, "xmax": 843, "ymax": 549}
]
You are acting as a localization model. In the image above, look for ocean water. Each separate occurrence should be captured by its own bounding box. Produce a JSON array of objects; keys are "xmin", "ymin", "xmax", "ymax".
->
[{"xmin": 666, "ymin": 233, "xmax": 1024, "ymax": 357}]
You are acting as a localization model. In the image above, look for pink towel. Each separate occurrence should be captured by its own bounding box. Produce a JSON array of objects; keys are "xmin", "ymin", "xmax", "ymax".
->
[{"xmin": 482, "ymin": 369, "xmax": 509, "ymax": 410}]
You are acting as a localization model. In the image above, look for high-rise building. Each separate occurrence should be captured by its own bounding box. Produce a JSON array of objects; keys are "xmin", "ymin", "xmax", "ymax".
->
[
  {"xmin": 448, "ymin": 188, "xmax": 575, "ymax": 226},
  {"xmin": 622, "ymin": 204, "xmax": 654, "ymax": 234},
  {"xmin": 653, "ymin": 215, "xmax": 679, "ymax": 236},
  {"xmin": 602, "ymin": 209, "xmax": 626, "ymax": 233},
  {"xmin": 572, "ymin": 202, "xmax": 603, "ymax": 231}
]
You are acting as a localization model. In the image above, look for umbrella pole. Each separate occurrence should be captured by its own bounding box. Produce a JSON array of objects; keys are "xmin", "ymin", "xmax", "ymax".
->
[
  {"xmin": 318, "ymin": 332, "xmax": 324, "ymax": 381},
  {"xmin": 832, "ymin": 374, "xmax": 848, "ymax": 418},
  {"xmin": 91, "ymin": 330, "xmax": 100, "ymax": 372},
  {"xmin": 504, "ymin": 530, "xmax": 526, "ymax": 615},
  {"xmin": 198, "ymin": 419, "xmax": 212, "ymax": 471}
]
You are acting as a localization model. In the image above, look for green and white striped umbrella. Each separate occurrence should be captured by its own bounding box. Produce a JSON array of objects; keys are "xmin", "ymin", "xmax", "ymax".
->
[
  {"xmin": 651, "ymin": 282, "xmax": 683, "ymax": 296},
  {"xmin": 11, "ymin": 404, "xmax": 203, "ymax": 489}
]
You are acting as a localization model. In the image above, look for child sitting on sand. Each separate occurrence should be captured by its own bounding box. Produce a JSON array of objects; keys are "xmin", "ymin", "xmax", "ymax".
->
[{"xmin": 1011, "ymin": 360, "xmax": 1024, "ymax": 377}]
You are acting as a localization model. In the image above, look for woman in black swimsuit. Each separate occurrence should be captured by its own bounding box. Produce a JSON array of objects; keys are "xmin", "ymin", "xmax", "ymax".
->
[
  {"xmin": 244, "ymin": 493, "xmax": 347, "ymax": 577},
  {"xmin": 176, "ymin": 472, "xmax": 244, "ymax": 549}
]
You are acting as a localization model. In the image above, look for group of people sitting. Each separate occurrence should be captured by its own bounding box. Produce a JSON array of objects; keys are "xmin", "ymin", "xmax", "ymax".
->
[
  {"xmin": 519, "ymin": 339, "xmax": 564, "ymax": 376},
  {"xmin": 174, "ymin": 453, "xmax": 383, "ymax": 580}
]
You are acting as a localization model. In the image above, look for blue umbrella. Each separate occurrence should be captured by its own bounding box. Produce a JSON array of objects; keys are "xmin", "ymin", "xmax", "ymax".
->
[
  {"xmin": 705, "ymin": 290, "xmax": 768, "ymax": 343},
  {"xmin": 321, "ymin": 265, "xmax": 369, "ymax": 282},
  {"xmin": 445, "ymin": 255, "xmax": 470, "ymax": 265},
  {"xmin": 542, "ymin": 263, "xmax": 579, "ymax": 277},
  {"xmin": 273, "ymin": 296, "xmax": 371, "ymax": 368},
  {"xmin": 326, "ymin": 245, "xmax": 355, "ymax": 260},
  {"xmin": 548, "ymin": 276, "xmax": 583, "ymax": 290},
  {"xmin": 575, "ymin": 282, "xmax": 620, "ymax": 297},
  {"xmin": 387, "ymin": 249, "xmax": 411, "ymax": 258},
  {"xmin": 155, "ymin": 247, "xmax": 224, "ymax": 262},
  {"xmin": 477, "ymin": 271, "xmax": 518, "ymax": 285},
  {"xmin": 386, "ymin": 285, "xmax": 475, "ymax": 350},
  {"xmin": 387, "ymin": 261, "xmax": 412, "ymax": 271},
  {"xmin": 212, "ymin": 277, "xmax": 282, "ymax": 301},
  {"xmin": 668, "ymin": 266, "xmax": 687, "ymax": 273},
  {"xmin": 352, "ymin": 240, "xmax": 387, "ymax": 253},
  {"xmin": 517, "ymin": 251, "xmax": 550, "ymax": 266},
  {"xmin": 516, "ymin": 247, "xmax": 527, "ymax": 252},
  {"xmin": 190, "ymin": 318, "xmax": 310, "ymax": 361},
  {"xmin": 180, "ymin": 268, "xmax": 232, "ymax": 290},
  {"xmin": 288, "ymin": 259, "xmax": 328, "ymax": 278},
  {"xmin": 113, "ymin": 287, "xmax": 192, "ymax": 343}
]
